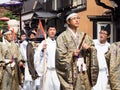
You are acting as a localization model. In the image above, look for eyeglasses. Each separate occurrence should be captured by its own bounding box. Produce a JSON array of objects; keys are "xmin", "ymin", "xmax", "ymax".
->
[
  {"xmin": 70, "ymin": 17, "xmax": 80, "ymax": 20},
  {"xmin": 99, "ymin": 32, "xmax": 108, "ymax": 35}
]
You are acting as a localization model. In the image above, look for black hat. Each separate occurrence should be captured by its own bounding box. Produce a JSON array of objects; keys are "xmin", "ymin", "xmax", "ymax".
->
[
  {"xmin": 20, "ymin": 30, "xmax": 26, "ymax": 36},
  {"xmin": 101, "ymin": 24, "xmax": 111, "ymax": 35}
]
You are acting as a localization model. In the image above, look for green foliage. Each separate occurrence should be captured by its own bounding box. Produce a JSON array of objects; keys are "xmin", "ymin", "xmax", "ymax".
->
[
  {"xmin": 0, "ymin": 21, "xmax": 8, "ymax": 31},
  {"xmin": 3, "ymin": 12, "xmax": 19, "ymax": 20}
]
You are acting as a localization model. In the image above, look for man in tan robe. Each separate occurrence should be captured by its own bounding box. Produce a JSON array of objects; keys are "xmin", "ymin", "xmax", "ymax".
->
[
  {"xmin": 0, "ymin": 29, "xmax": 23, "ymax": 90},
  {"xmin": 56, "ymin": 12, "xmax": 99, "ymax": 90},
  {"xmin": 105, "ymin": 42, "xmax": 120, "ymax": 90}
]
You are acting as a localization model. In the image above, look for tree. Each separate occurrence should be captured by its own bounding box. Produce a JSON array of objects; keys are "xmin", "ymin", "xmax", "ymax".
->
[
  {"xmin": 0, "ymin": 21, "xmax": 7, "ymax": 31},
  {"xmin": 3, "ymin": 12, "xmax": 19, "ymax": 20}
]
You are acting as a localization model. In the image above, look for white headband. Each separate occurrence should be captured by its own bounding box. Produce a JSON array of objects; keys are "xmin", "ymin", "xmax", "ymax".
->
[
  {"xmin": 3, "ymin": 30, "xmax": 11, "ymax": 35},
  {"xmin": 66, "ymin": 13, "xmax": 78, "ymax": 21}
]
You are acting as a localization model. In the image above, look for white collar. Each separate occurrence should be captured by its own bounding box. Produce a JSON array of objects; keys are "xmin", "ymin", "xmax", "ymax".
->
[
  {"xmin": 47, "ymin": 37, "xmax": 55, "ymax": 42},
  {"xmin": 22, "ymin": 40, "xmax": 28, "ymax": 45},
  {"xmin": 67, "ymin": 26, "xmax": 77, "ymax": 38},
  {"xmin": 96, "ymin": 39, "xmax": 109, "ymax": 46},
  {"xmin": 4, "ymin": 39, "xmax": 12, "ymax": 46}
]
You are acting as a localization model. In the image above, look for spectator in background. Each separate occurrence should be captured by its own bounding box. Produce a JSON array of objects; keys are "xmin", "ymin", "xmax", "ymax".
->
[
  {"xmin": 28, "ymin": 31, "xmax": 36, "ymax": 39},
  {"xmin": 20, "ymin": 31, "xmax": 27, "ymax": 43}
]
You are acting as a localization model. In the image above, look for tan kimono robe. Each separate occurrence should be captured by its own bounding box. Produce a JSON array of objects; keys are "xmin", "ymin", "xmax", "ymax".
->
[
  {"xmin": 0, "ymin": 40, "xmax": 22, "ymax": 90},
  {"xmin": 105, "ymin": 42, "xmax": 120, "ymax": 90},
  {"xmin": 56, "ymin": 29, "xmax": 98, "ymax": 90}
]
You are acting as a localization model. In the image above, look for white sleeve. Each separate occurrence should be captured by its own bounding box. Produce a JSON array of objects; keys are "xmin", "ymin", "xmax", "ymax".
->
[
  {"xmin": 19, "ymin": 41, "xmax": 27, "ymax": 61},
  {"xmin": 34, "ymin": 42, "xmax": 44, "ymax": 76}
]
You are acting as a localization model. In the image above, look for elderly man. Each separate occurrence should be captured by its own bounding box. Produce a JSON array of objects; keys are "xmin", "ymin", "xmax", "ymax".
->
[
  {"xmin": 56, "ymin": 12, "xmax": 99, "ymax": 90},
  {"xmin": 0, "ymin": 29, "xmax": 23, "ymax": 90}
]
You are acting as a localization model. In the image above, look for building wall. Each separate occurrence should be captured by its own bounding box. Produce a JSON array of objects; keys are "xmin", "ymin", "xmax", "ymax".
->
[{"xmin": 78, "ymin": 0, "xmax": 112, "ymax": 37}]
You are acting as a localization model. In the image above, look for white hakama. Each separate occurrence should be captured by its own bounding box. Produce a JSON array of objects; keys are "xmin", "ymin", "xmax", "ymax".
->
[{"xmin": 35, "ymin": 37, "xmax": 60, "ymax": 90}]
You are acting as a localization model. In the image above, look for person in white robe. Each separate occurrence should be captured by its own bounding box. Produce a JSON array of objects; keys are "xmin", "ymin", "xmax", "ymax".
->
[
  {"xmin": 19, "ymin": 32, "xmax": 38, "ymax": 90},
  {"xmin": 92, "ymin": 25, "xmax": 111, "ymax": 90},
  {"xmin": 34, "ymin": 25, "xmax": 60, "ymax": 90}
]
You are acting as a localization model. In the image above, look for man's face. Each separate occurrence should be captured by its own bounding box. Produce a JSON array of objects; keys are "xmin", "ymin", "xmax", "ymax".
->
[
  {"xmin": 4, "ymin": 33, "xmax": 13, "ymax": 42},
  {"xmin": 30, "ymin": 34, "xmax": 36, "ymax": 39},
  {"xmin": 67, "ymin": 15, "xmax": 80, "ymax": 28},
  {"xmin": 20, "ymin": 34, "xmax": 26, "ymax": 41},
  {"xmin": 47, "ymin": 27, "xmax": 56, "ymax": 38},
  {"xmin": 99, "ymin": 30, "xmax": 109, "ymax": 43}
]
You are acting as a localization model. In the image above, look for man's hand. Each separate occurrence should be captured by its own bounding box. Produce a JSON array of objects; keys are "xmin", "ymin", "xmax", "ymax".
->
[
  {"xmin": 73, "ymin": 49, "xmax": 80, "ymax": 57},
  {"xmin": 82, "ymin": 43, "xmax": 90, "ymax": 50},
  {"xmin": 9, "ymin": 60, "xmax": 13, "ymax": 63},
  {"xmin": 19, "ymin": 61, "xmax": 24, "ymax": 67},
  {"xmin": 42, "ymin": 43, "xmax": 47, "ymax": 49}
]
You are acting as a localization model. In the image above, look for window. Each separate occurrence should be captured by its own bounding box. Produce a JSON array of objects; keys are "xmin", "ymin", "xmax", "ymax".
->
[
  {"xmin": 44, "ymin": 0, "xmax": 86, "ymax": 11},
  {"xmin": 72, "ymin": 0, "xmax": 86, "ymax": 7}
]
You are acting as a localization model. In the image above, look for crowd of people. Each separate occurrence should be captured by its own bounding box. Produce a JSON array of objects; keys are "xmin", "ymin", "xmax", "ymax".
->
[{"xmin": 0, "ymin": 12, "xmax": 119, "ymax": 90}]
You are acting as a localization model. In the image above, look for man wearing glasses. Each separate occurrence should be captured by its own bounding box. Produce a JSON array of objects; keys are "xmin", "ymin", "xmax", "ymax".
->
[{"xmin": 93, "ymin": 24, "xmax": 111, "ymax": 90}]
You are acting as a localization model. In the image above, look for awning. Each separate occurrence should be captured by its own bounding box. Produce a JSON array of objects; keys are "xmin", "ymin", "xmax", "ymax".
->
[
  {"xmin": 0, "ymin": 0, "xmax": 23, "ymax": 6},
  {"xmin": 87, "ymin": 15, "xmax": 112, "ymax": 21},
  {"xmin": 0, "ymin": 0, "xmax": 11, "ymax": 4},
  {"xmin": 34, "ymin": 11, "xmax": 57, "ymax": 19},
  {"xmin": 0, "ymin": 17, "xmax": 10, "ymax": 21},
  {"xmin": 21, "ymin": 11, "xmax": 57, "ymax": 21},
  {"xmin": 22, "ymin": 13, "xmax": 34, "ymax": 21}
]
